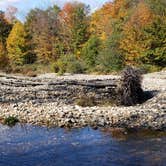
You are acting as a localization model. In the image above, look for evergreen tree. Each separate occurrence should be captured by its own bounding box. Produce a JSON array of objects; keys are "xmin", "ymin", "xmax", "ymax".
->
[
  {"xmin": 141, "ymin": 18, "xmax": 166, "ymax": 67},
  {"xmin": 72, "ymin": 4, "xmax": 90, "ymax": 53},
  {"xmin": 81, "ymin": 35, "xmax": 101, "ymax": 69},
  {"xmin": 97, "ymin": 20, "xmax": 124, "ymax": 72}
]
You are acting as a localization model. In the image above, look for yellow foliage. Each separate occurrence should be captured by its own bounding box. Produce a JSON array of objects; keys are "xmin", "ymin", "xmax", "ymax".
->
[
  {"xmin": 120, "ymin": 1, "xmax": 154, "ymax": 65},
  {"xmin": 90, "ymin": 0, "xmax": 129, "ymax": 41},
  {"xmin": 129, "ymin": 2, "xmax": 154, "ymax": 28},
  {"xmin": 90, "ymin": 2, "xmax": 113, "ymax": 40},
  {"xmin": 110, "ymin": 0, "xmax": 127, "ymax": 18},
  {"xmin": 6, "ymin": 21, "xmax": 26, "ymax": 65}
]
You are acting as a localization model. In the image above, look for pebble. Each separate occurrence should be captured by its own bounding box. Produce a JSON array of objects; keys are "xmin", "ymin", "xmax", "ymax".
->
[{"xmin": 0, "ymin": 71, "xmax": 165, "ymax": 130}]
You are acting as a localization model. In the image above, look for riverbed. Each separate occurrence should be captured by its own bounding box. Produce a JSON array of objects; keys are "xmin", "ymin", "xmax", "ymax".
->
[
  {"xmin": 0, "ymin": 124, "xmax": 165, "ymax": 166},
  {"xmin": 0, "ymin": 71, "xmax": 166, "ymax": 130}
]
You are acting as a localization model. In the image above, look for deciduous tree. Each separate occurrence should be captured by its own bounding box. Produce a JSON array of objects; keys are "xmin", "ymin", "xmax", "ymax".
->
[
  {"xmin": 0, "ymin": 11, "xmax": 12, "ymax": 43},
  {"xmin": 120, "ymin": 1, "xmax": 154, "ymax": 64},
  {"xmin": 0, "ymin": 11, "xmax": 12, "ymax": 69},
  {"xmin": 59, "ymin": 2, "xmax": 89, "ymax": 54},
  {"xmin": 25, "ymin": 6, "xmax": 61, "ymax": 63},
  {"xmin": 7, "ymin": 21, "xmax": 26, "ymax": 66}
]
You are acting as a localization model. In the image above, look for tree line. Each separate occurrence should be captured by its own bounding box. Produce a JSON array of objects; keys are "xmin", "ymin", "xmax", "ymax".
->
[{"xmin": 0, "ymin": 0, "xmax": 166, "ymax": 75}]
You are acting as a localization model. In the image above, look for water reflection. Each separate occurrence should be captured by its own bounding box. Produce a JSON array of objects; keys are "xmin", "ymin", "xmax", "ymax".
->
[
  {"xmin": 0, "ymin": 124, "xmax": 165, "ymax": 166},
  {"xmin": 101, "ymin": 128, "xmax": 166, "ymax": 140}
]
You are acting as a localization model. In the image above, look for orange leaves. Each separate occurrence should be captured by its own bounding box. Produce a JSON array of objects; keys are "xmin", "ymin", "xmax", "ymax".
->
[
  {"xmin": 58, "ymin": 2, "xmax": 89, "ymax": 53},
  {"xmin": 90, "ymin": 2, "xmax": 113, "ymax": 40},
  {"xmin": 58, "ymin": 2, "xmax": 74, "ymax": 29},
  {"xmin": 120, "ymin": 1, "xmax": 154, "ymax": 65},
  {"xmin": 111, "ymin": 0, "xmax": 127, "ymax": 18},
  {"xmin": 90, "ymin": 0, "xmax": 129, "ymax": 41},
  {"xmin": 129, "ymin": 1, "xmax": 154, "ymax": 28}
]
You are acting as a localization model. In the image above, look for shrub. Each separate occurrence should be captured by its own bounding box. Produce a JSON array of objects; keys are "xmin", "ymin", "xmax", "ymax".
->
[
  {"xmin": 25, "ymin": 70, "xmax": 37, "ymax": 77},
  {"xmin": 53, "ymin": 54, "xmax": 86, "ymax": 74},
  {"xmin": 0, "ymin": 43, "xmax": 9, "ymax": 70},
  {"xmin": 139, "ymin": 64, "xmax": 162, "ymax": 74},
  {"xmin": 118, "ymin": 66, "xmax": 145, "ymax": 106},
  {"xmin": 95, "ymin": 52, "xmax": 124, "ymax": 74},
  {"xmin": 10, "ymin": 64, "xmax": 38, "ymax": 76},
  {"xmin": 4, "ymin": 116, "xmax": 19, "ymax": 127},
  {"xmin": 51, "ymin": 62, "xmax": 59, "ymax": 73},
  {"xmin": 67, "ymin": 60, "xmax": 85, "ymax": 74},
  {"xmin": 96, "ymin": 40, "xmax": 124, "ymax": 73},
  {"xmin": 76, "ymin": 95, "xmax": 96, "ymax": 107}
]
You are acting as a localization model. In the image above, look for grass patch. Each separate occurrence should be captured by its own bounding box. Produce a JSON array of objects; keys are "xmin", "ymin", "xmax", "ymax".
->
[
  {"xmin": 75, "ymin": 95, "xmax": 116, "ymax": 107},
  {"xmin": 4, "ymin": 116, "xmax": 19, "ymax": 127},
  {"xmin": 98, "ymin": 100, "xmax": 117, "ymax": 107},
  {"xmin": 76, "ymin": 91, "xmax": 152, "ymax": 108},
  {"xmin": 75, "ymin": 95, "xmax": 96, "ymax": 107}
]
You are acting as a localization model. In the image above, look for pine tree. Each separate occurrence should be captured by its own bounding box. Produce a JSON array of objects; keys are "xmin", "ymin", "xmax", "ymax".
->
[
  {"xmin": 141, "ymin": 17, "xmax": 166, "ymax": 67},
  {"xmin": 97, "ymin": 20, "xmax": 124, "ymax": 72},
  {"xmin": 81, "ymin": 35, "xmax": 101, "ymax": 69}
]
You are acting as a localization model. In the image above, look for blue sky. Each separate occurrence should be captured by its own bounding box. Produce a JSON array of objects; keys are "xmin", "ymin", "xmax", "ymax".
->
[{"xmin": 0, "ymin": 0, "xmax": 110, "ymax": 20}]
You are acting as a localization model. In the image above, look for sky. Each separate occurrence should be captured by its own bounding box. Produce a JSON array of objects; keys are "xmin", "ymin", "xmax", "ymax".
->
[{"xmin": 0, "ymin": 0, "xmax": 110, "ymax": 20}]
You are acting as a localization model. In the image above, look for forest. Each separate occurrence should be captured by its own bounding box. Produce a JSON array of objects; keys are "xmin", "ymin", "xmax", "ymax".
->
[{"xmin": 0, "ymin": 0, "xmax": 166, "ymax": 75}]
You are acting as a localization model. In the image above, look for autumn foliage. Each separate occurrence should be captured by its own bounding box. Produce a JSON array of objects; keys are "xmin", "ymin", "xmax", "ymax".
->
[{"xmin": 0, "ymin": 0, "xmax": 165, "ymax": 73}]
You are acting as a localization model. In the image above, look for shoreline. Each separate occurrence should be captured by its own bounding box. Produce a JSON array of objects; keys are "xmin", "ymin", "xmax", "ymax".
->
[{"xmin": 0, "ymin": 71, "xmax": 165, "ymax": 131}]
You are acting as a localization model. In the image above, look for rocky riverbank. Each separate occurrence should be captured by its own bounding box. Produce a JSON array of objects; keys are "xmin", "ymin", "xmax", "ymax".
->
[{"xmin": 0, "ymin": 71, "xmax": 165, "ymax": 130}]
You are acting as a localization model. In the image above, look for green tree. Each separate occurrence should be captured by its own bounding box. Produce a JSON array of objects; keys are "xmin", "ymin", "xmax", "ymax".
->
[
  {"xmin": 72, "ymin": 4, "xmax": 90, "ymax": 53},
  {"xmin": 145, "ymin": 0, "xmax": 166, "ymax": 15},
  {"xmin": 81, "ymin": 35, "xmax": 101, "ymax": 69},
  {"xmin": 97, "ymin": 20, "xmax": 124, "ymax": 73},
  {"xmin": 59, "ymin": 2, "xmax": 89, "ymax": 55},
  {"xmin": 141, "ymin": 17, "xmax": 166, "ymax": 67}
]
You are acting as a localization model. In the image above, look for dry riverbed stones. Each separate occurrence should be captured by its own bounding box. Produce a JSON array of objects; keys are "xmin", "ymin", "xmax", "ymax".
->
[{"xmin": 0, "ymin": 71, "xmax": 165, "ymax": 130}]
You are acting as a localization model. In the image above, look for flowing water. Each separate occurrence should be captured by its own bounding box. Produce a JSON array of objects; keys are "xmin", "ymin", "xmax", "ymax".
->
[{"xmin": 0, "ymin": 124, "xmax": 165, "ymax": 166}]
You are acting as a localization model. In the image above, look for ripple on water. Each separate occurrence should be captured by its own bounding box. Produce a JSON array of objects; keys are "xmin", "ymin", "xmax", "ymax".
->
[{"xmin": 0, "ymin": 124, "xmax": 165, "ymax": 166}]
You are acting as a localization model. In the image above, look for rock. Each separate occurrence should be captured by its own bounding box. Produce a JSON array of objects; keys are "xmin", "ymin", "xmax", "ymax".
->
[{"xmin": 0, "ymin": 71, "xmax": 165, "ymax": 130}]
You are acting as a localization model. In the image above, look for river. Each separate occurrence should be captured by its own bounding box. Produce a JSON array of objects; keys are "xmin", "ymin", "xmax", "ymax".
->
[{"xmin": 0, "ymin": 124, "xmax": 165, "ymax": 166}]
